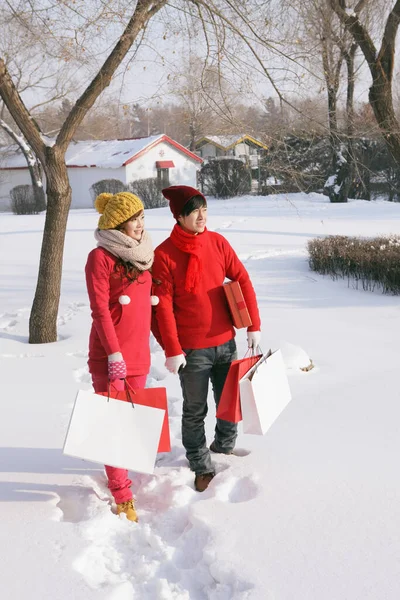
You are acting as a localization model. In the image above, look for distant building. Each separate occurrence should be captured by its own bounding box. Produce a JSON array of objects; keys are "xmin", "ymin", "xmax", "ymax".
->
[
  {"xmin": 194, "ymin": 134, "xmax": 268, "ymax": 167},
  {"xmin": 0, "ymin": 134, "xmax": 203, "ymax": 210}
]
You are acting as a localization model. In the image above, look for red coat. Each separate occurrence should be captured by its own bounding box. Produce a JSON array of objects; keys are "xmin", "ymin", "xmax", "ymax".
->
[
  {"xmin": 152, "ymin": 230, "xmax": 261, "ymax": 357},
  {"xmin": 85, "ymin": 247, "xmax": 151, "ymax": 377}
]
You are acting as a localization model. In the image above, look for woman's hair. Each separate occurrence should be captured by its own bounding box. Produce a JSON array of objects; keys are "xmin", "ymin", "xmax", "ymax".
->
[
  {"xmin": 114, "ymin": 259, "xmax": 146, "ymax": 283},
  {"xmin": 114, "ymin": 209, "xmax": 145, "ymax": 282},
  {"xmin": 116, "ymin": 209, "xmax": 144, "ymax": 230},
  {"xmin": 180, "ymin": 195, "xmax": 207, "ymax": 217}
]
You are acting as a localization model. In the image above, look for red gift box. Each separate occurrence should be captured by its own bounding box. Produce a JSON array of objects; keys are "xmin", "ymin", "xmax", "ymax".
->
[
  {"xmin": 98, "ymin": 382, "xmax": 171, "ymax": 453},
  {"xmin": 223, "ymin": 280, "xmax": 252, "ymax": 329}
]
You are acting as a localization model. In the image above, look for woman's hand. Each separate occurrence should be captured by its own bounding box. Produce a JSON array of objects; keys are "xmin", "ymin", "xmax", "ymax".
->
[{"xmin": 108, "ymin": 352, "xmax": 127, "ymax": 380}]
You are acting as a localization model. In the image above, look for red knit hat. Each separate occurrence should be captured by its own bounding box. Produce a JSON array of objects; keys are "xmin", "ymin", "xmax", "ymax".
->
[{"xmin": 162, "ymin": 185, "xmax": 206, "ymax": 219}]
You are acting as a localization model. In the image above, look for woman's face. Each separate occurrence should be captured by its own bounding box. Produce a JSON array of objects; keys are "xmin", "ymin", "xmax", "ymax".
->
[{"xmin": 119, "ymin": 211, "xmax": 145, "ymax": 240}]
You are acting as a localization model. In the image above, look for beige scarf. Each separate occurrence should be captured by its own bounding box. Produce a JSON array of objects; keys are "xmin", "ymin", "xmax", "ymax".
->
[{"xmin": 94, "ymin": 228, "xmax": 154, "ymax": 271}]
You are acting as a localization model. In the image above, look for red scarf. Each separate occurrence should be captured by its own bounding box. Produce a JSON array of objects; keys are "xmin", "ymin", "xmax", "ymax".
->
[{"xmin": 170, "ymin": 224, "xmax": 206, "ymax": 293}]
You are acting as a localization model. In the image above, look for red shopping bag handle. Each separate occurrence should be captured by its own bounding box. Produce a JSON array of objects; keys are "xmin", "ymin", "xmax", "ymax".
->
[
  {"xmin": 107, "ymin": 379, "xmax": 137, "ymax": 408},
  {"xmin": 243, "ymin": 346, "xmax": 263, "ymax": 358}
]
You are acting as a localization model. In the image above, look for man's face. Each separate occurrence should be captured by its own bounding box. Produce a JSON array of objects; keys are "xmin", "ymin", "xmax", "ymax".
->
[{"xmin": 178, "ymin": 206, "xmax": 207, "ymax": 234}]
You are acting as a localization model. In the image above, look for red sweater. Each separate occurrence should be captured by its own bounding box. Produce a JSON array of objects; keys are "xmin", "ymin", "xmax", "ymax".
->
[
  {"xmin": 85, "ymin": 247, "xmax": 151, "ymax": 377},
  {"xmin": 152, "ymin": 230, "xmax": 261, "ymax": 357}
]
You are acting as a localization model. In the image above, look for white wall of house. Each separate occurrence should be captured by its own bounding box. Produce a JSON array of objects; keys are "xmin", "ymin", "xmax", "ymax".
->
[
  {"xmin": 68, "ymin": 166, "xmax": 127, "ymax": 209},
  {"xmin": 197, "ymin": 143, "xmax": 218, "ymax": 159},
  {"xmin": 234, "ymin": 142, "xmax": 250, "ymax": 157},
  {"xmin": 0, "ymin": 142, "xmax": 201, "ymax": 211},
  {"xmin": 126, "ymin": 141, "xmax": 199, "ymax": 188}
]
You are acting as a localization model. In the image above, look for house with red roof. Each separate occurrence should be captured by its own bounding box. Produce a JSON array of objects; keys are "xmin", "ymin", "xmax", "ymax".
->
[{"xmin": 0, "ymin": 134, "xmax": 203, "ymax": 210}]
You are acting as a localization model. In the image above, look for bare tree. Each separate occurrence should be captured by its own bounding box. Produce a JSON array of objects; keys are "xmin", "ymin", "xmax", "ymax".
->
[
  {"xmin": 0, "ymin": 0, "xmax": 281, "ymax": 344},
  {"xmin": 0, "ymin": 11, "xmax": 77, "ymax": 211},
  {"xmin": 0, "ymin": 118, "xmax": 45, "ymax": 210},
  {"xmin": 169, "ymin": 55, "xmax": 235, "ymax": 149},
  {"xmin": 282, "ymin": 0, "xmax": 365, "ymax": 201},
  {"xmin": 0, "ymin": 0, "xmax": 167, "ymax": 343},
  {"xmin": 330, "ymin": 0, "xmax": 400, "ymax": 168}
]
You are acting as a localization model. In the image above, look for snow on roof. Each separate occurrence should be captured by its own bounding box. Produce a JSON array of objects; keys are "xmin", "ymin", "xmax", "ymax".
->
[
  {"xmin": 198, "ymin": 134, "xmax": 267, "ymax": 150},
  {"xmin": 0, "ymin": 134, "xmax": 201, "ymax": 170},
  {"xmin": 66, "ymin": 135, "xmax": 163, "ymax": 167},
  {"xmin": 202, "ymin": 135, "xmax": 247, "ymax": 148}
]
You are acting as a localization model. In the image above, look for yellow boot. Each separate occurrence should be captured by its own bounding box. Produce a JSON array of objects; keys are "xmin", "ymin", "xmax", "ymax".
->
[{"xmin": 116, "ymin": 499, "xmax": 138, "ymax": 522}]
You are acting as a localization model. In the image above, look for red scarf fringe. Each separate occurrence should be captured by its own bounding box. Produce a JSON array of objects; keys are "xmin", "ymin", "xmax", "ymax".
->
[{"xmin": 169, "ymin": 224, "xmax": 206, "ymax": 293}]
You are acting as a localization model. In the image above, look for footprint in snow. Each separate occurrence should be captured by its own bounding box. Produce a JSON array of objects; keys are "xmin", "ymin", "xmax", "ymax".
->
[
  {"xmin": 231, "ymin": 447, "xmax": 251, "ymax": 457},
  {"xmin": 66, "ymin": 350, "xmax": 88, "ymax": 358},
  {"xmin": 57, "ymin": 302, "xmax": 88, "ymax": 327},
  {"xmin": 0, "ymin": 308, "xmax": 30, "ymax": 330},
  {"xmin": 219, "ymin": 220, "xmax": 233, "ymax": 229},
  {"xmin": 56, "ymin": 487, "xmax": 104, "ymax": 523},
  {"xmin": 1, "ymin": 352, "xmax": 45, "ymax": 358},
  {"xmin": 213, "ymin": 473, "xmax": 259, "ymax": 504},
  {"xmin": 73, "ymin": 366, "xmax": 91, "ymax": 384},
  {"xmin": 0, "ymin": 318, "xmax": 17, "ymax": 330},
  {"xmin": 169, "ymin": 418, "xmax": 182, "ymax": 440},
  {"xmin": 148, "ymin": 364, "xmax": 166, "ymax": 382},
  {"xmin": 168, "ymin": 397, "xmax": 182, "ymax": 418}
]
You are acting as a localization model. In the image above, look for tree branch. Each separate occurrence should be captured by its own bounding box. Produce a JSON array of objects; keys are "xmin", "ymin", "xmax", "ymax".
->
[
  {"xmin": 0, "ymin": 58, "xmax": 46, "ymax": 162},
  {"xmin": 56, "ymin": 0, "xmax": 167, "ymax": 152},
  {"xmin": 329, "ymin": 0, "xmax": 377, "ymax": 71},
  {"xmin": 377, "ymin": 0, "xmax": 400, "ymax": 81}
]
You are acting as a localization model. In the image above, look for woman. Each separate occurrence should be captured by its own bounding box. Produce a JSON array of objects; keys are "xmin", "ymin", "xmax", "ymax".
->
[{"xmin": 85, "ymin": 191, "xmax": 155, "ymax": 522}]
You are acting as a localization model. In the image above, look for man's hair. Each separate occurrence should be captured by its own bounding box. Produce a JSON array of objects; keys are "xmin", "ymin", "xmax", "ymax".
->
[{"xmin": 180, "ymin": 195, "xmax": 207, "ymax": 217}]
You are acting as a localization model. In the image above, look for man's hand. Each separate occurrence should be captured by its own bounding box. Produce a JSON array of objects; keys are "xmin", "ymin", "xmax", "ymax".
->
[
  {"xmin": 247, "ymin": 331, "xmax": 261, "ymax": 350},
  {"xmin": 165, "ymin": 354, "xmax": 187, "ymax": 374},
  {"xmin": 108, "ymin": 352, "xmax": 127, "ymax": 381}
]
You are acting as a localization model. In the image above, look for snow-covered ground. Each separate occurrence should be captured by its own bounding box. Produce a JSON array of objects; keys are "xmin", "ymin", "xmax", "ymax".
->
[{"xmin": 1, "ymin": 192, "xmax": 400, "ymax": 600}]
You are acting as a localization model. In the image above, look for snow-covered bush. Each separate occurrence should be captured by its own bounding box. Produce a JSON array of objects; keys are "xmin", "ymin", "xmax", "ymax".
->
[
  {"xmin": 199, "ymin": 158, "xmax": 252, "ymax": 198},
  {"xmin": 129, "ymin": 178, "xmax": 166, "ymax": 209},
  {"xmin": 308, "ymin": 235, "xmax": 400, "ymax": 294},
  {"xmin": 90, "ymin": 179, "xmax": 127, "ymax": 201},
  {"xmin": 10, "ymin": 184, "xmax": 45, "ymax": 215}
]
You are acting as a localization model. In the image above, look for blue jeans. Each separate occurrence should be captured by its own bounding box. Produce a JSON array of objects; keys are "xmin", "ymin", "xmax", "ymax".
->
[{"xmin": 179, "ymin": 339, "xmax": 238, "ymax": 474}]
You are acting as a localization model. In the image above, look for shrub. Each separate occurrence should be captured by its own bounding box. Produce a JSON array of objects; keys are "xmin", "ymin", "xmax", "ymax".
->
[
  {"xmin": 129, "ymin": 177, "xmax": 166, "ymax": 209},
  {"xmin": 90, "ymin": 179, "xmax": 127, "ymax": 201},
  {"xmin": 200, "ymin": 158, "xmax": 252, "ymax": 198},
  {"xmin": 308, "ymin": 235, "xmax": 400, "ymax": 294},
  {"xmin": 10, "ymin": 184, "xmax": 44, "ymax": 215}
]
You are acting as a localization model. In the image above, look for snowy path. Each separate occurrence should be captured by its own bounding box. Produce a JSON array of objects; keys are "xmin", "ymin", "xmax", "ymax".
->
[{"xmin": 1, "ymin": 195, "xmax": 400, "ymax": 599}]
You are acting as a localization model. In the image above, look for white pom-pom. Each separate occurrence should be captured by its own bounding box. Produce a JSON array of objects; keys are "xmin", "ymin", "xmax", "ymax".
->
[
  {"xmin": 150, "ymin": 295, "xmax": 159, "ymax": 306},
  {"xmin": 119, "ymin": 295, "xmax": 131, "ymax": 305}
]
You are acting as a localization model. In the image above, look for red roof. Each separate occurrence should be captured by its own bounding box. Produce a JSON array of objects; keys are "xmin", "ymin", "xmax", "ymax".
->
[
  {"xmin": 123, "ymin": 135, "xmax": 203, "ymax": 166},
  {"xmin": 156, "ymin": 160, "xmax": 175, "ymax": 168}
]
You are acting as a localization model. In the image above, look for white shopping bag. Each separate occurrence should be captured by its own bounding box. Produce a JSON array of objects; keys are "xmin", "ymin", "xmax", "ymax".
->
[
  {"xmin": 239, "ymin": 349, "xmax": 291, "ymax": 435},
  {"xmin": 63, "ymin": 389, "xmax": 165, "ymax": 474}
]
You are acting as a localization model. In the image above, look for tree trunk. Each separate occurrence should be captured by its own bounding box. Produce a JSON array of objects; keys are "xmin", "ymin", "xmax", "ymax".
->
[
  {"xmin": 327, "ymin": 86, "xmax": 338, "ymax": 143},
  {"xmin": 369, "ymin": 78, "xmax": 400, "ymax": 163},
  {"xmin": 321, "ymin": 36, "xmax": 347, "ymax": 203},
  {"xmin": 0, "ymin": 120, "xmax": 46, "ymax": 211},
  {"xmin": 29, "ymin": 147, "xmax": 71, "ymax": 343},
  {"xmin": 343, "ymin": 44, "xmax": 357, "ymax": 201},
  {"xmin": 330, "ymin": 0, "xmax": 400, "ymax": 170},
  {"xmin": 28, "ymin": 159, "xmax": 46, "ymax": 212}
]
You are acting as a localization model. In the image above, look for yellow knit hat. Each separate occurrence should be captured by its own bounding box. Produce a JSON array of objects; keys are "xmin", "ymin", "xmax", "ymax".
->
[{"xmin": 95, "ymin": 192, "xmax": 144, "ymax": 230}]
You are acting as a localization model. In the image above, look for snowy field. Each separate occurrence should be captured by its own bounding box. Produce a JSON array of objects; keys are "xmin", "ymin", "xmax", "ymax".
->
[{"xmin": 1, "ymin": 192, "xmax": 400, "ymax": 600}]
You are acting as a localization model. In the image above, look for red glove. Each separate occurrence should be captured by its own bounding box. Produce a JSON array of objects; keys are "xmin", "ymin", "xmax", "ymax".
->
[{"xmin": 108, "ymin": 352, "xmax": 127, "ymax": 381}]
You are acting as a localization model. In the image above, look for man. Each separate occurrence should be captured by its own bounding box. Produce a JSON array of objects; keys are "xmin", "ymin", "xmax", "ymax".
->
[{"xmin": 152, "ymin": 185, "xmax": 261, "ymax": 492}]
